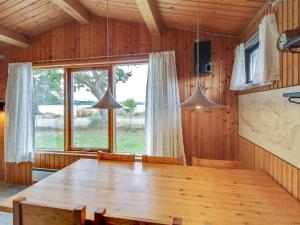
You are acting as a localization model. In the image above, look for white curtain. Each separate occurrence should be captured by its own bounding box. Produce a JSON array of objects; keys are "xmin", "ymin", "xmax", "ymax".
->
[
  {"xmin": 230, "ymin": 43, "xmax": 246, "ymax": 91},
  {"xmin": 5, "ymin": 62, "xmax": 35, "ymax": 163},
  {"xmin": 253, "ymin": 13, "xmax": 280, "ymax": 84},
  {"xmin": 145, "ymin": 51, "xmax": 185, "ymax": 158}
]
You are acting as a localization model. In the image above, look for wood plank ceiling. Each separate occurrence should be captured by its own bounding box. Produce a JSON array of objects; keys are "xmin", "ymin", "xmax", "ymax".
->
[
  {"xmin": 0, "ymin": 0, "xmax": 266, "ymax": 48},
  {"xmin": 78, "ymin": 0, "xmax": 266, "ymax": 36},
  {"xmin": 0, "ymin": 0, "xmax": 72, "ymax": 36}
]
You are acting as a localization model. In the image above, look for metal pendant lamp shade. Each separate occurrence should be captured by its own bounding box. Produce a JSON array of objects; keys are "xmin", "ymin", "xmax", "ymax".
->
[
  {"xmin": 92, "ymin": 86, "xmax": 122, "ymax": 109},
  {"xmin": 91, "ymin": 0, "xmax": 122, "ymax": 110},
  {"xmin": 180, "ymin": 81, "xmax": 220, "ymax": 108}
]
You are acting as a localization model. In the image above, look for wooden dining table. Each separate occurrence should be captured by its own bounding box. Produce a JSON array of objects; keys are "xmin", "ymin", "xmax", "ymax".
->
[{"xmin": 1, "ymin": 159, "xmax": 300, "ymax": 225}]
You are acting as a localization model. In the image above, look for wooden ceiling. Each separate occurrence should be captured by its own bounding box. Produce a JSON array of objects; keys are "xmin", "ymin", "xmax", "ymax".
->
[
  {"xmin": 0, "ymin": 0, "xmax": 267, "ymax": 48},
  {"xmin": 0, "ymin": 0, "xmax": 72, "ymax": 36},
  {"xmin": 78, "ymin": 0, "xmax": 266, "ymax": 35}
]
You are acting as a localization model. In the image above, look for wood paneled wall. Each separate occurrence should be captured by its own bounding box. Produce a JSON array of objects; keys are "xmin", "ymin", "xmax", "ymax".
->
[
  {"xmin": 239, "ymin": 0, "xmax": 300, "ymax": 200},
  {"xmin": 4, "ymin": 152, "xmax": 97, "ymax": 184},
  {"xmin": 34, "ymin": 152, "xmax": 97, "ymax": 170},
  {"xmin": 0, "ymin": 15, "xmax": 238, "ymax": 182},
  {"xmin": 239, "ymin": 136, "xmax": 300, "ymax": 201},
  {"xmin": 5, "ymin": 162, "xmax": 32, "ymax": 185},
  {"xmin": 240, "ymin": 0, "xmax": 300, "ymax": 93},
  {"xmin": 0, "ymin": 112, "xmax": 4, "ymax": 181}
]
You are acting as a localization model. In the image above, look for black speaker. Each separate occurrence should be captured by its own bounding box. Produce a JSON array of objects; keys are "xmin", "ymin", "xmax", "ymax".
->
[{"xmin": 194, "ymin": 40, "xmax": 212, "ymax": 76}]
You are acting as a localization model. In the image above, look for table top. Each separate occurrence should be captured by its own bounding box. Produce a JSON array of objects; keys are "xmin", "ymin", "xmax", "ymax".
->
[{"xmin": 1, "ymin": 159, "xmax": 300, "ymax": 225}]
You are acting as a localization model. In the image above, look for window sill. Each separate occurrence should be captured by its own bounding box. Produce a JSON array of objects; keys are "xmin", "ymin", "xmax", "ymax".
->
[{"xmin": 242, "ymin": 81, "xmax": 273, "ymax": 90}]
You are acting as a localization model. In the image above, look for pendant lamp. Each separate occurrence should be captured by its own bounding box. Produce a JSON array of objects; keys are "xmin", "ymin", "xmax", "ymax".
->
[
  {"xmin": 92, "ymin": 86, "xmax": 122, "ymax": 109},
  {"xmin": 180, "ymin": 0, "xmax": 222, "ymax": 109},
  {"xmin": 180, "ymin": 80, "xmax": 220, "ymax": 108},
  {"xmin": 91, "ymin": 0, "xmax": 122, "ymax": 109}
]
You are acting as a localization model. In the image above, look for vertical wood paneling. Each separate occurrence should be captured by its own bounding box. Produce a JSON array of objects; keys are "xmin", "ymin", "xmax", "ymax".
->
[
  {"xmin": 292, "ymin": 167, "xmax": 299, "ymax": 199},
  {"xmin": 239, "ymin": 136, "xmax": 300, "ymax": 202},
  {"xmin": 269, "ymin": 154, "xmax": 274, "ymax": 178},
  {"xmin": 33, "ymin": 152, "xmax": 97, "ymax": 170},
  {"xmin": 0, "ymin": 112, "xmax": 4, "ymax": 181},
  {"xmin": 277, "ymin": 158, "xmax": 283, "ymax": 185},
  {"xmin": 5, "ymin": 162, "xmax": 32, "ymax": 185},
  {"xmin": 238, "ymin": 0, "xmax": 300, "ymax": 202},
  {"xmin": 0, "ymin": 16, "xmax": 238, "ymax": 181},
  {"xmin": 287, "ymin": 164, "xmax": 293, "ymax": 193},
  {"xmin": 282, "ymin": 160, "xmax": 288, "ymax": 189},
  {"xmin": 240, "ymin": 0, "xmax": 300, "ymax": 93}
]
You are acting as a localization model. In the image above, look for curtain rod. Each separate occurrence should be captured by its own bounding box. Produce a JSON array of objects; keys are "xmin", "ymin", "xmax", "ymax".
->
[
  {"xmin": 32, "ymin": 52, "xmax": 149, "ymax": 64},
  {"xmin": 32, "ymin": 27, "xmax": 236, "ymax": 65},
  {"xmin": 26, "ymin": 27, "xmax": 239, "ymax": 66}
]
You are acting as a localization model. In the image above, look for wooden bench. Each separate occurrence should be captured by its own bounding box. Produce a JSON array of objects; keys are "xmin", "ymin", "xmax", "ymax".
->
[
  {"xmin": 192, "ymin": 158, "xmax": 240, "ymax": 169},
  {"xmin": 98, "ymin": 151, "xmax": 136, "ymax": 162},
  {"xmin": 94, "ymin": 208, "xmax": 182, "ymax": 225},
  {"xmin": 142, "ymin": 155, "xmax": 184, "ymax": 165},
  {"xmin": 13, "ymin": 197, "xmax": 86, "ymax": 225}
]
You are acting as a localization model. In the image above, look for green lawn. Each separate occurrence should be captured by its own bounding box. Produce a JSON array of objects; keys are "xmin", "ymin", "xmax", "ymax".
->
[
  {"xmin": 116, "ymin": 131, "xmax": 145, "ymax": 153},
  {"xmin": 35, "ymin": 129, "xmax": 145, "ymax": 154}
]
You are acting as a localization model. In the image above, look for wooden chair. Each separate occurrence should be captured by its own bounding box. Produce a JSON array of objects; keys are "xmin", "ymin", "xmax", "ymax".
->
[
  {"xmin": 141, "ymin": 155, "xmax": 184, "ymax": 165},
  {"xmin": 13, "ymin": 197, "xmax": 86, "ymax": 225},
  {"xmin": 98, "ymin": 151, "xmax": 135, "ymax": 162},
  {"xmin": 94, "ymin": 208, "xmax": 182, "ymax": 225},
  {"xmin": 192, "ymin": 157, "xmax": 240, "ymax": 169}
]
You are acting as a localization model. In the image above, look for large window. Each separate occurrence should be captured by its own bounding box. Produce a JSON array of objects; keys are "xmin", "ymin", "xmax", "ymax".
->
[
  {"xmin": 33, "ymin": 69, "xmax": 64, "ymax": 151},
  {"xmin": 115, "ymin": 64, "xmax": 148, "ymax": 154},
  {"xmin": 33, "ymin": 62, "xmax": 148, "ymax": 153}
]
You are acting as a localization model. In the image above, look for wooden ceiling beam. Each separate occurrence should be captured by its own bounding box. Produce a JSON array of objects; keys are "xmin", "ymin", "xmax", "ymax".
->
[
  {"xmin": 51, "ymin": 0, "xmax": 90, "ymax": 24},
  {"xmin": 135, "ymin": 0, "xmax": 162, "ymax": 36},
  {"xmin": 0, "ymin": 27, "xmax": 30, "ymax": 48}
]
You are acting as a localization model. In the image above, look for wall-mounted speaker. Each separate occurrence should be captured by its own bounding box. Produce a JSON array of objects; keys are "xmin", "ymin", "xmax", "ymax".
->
[{"xmin": 194, "ymin": 40, "xmax": 212, "ymax": 76}]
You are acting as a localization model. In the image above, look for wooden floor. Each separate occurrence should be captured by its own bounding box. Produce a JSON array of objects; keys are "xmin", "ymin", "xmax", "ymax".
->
[{"xmin": 0, "ymin": 159, "xmax": 300, "ymax": 225}]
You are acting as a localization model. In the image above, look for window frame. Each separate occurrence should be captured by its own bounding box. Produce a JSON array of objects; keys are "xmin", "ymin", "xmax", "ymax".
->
[
  {"xmin": 33, "ymin": 59, "xmax": 148, "ymax": 154},
  {"xmin": 113, "ymin": 62, "xmax": 148, "ymax": 154},
  {"xmin": 65, "ymin": 66, "xmax": 113, "ymax": 152},
  {"xmin": 33, "ymin": 68, "xmax": 65, "ymax": 152},
  {"xmin": 245, "ymin": 34, "xmax": 259, "ymax": 84}
]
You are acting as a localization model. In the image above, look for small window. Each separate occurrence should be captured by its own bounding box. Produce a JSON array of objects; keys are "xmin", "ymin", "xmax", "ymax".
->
[{"xmin": 245, "ymin": 36, "xmax": 259, "ymax": 84}]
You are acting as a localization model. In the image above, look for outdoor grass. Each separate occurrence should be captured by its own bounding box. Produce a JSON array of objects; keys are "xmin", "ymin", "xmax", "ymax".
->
[{"xmin": 35, "ymin": 130, "xmax": 145, "ymax": 154}]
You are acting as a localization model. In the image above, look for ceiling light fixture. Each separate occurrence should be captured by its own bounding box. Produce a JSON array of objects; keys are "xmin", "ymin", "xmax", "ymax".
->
[
  {"xmin": 180, "ymin": 0, "xmax": 223, "ymax": 109},
  {"xmin": 91, "ymin": 0, "xmax": 122, "ymax": 109}
]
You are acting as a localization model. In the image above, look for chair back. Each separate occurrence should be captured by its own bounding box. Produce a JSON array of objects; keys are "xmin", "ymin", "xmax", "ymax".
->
[
  {"xmin": 98, "ymin": 151, "xmax": 135, "ymax": 162},
  {"xmin": 13, "ymin": 197, "xmax": 86, "ymax": 225},
  {"xmin": 142, "ymin": 155, "xmax": 184, "ymax": 165},
  {"xmin": 192, "ymin": 158, "xmax": 240, "ymax": 169},
  {"xmin": 94, "ymin": 208, "xmax": 182, "ymax": 225}
]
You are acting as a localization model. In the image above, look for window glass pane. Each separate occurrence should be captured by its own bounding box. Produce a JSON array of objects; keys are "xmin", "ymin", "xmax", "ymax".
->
[
  {"xmin": 115, "ymin": 64, "xmax": 148, "ymax": 154},
  {"xmin": 72, "ymin": 69, "xmax": 108, "ymax": 149},
  {"xmin": 33, "ymin": 69, "xmax": 64, "ymax": 151},
  {"xmin": 249, "ymin": 48, "xmax": 258, "ymax": 82}
]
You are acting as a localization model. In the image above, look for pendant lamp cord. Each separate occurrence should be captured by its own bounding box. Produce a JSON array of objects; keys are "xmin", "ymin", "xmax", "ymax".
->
[
  {"xmin": 106, "ymin": 0, "xmax": 109, "ymax": 61},
  {"xmin": 196, "ymin": 0, "xmax": 200, "ymax": 87},
  {"xmin": 106, "ymin": 0, "xmax": 111, "ymax": 91}
]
